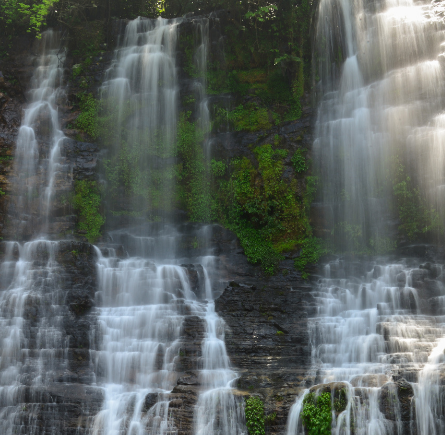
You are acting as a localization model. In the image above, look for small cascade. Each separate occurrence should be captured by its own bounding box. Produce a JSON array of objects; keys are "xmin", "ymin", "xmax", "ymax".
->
[
  {"xmin": 194, "ymin": 256, "xmax": 245, "ymax": 435},
  {"xmin": 10, "ymin": 30, "xmax": 67, "ymax": 237},
  {"xmin": 90, "ymin": 251, "xmax": 191, "ymax": 435},
  {"xmin": 89, "ymin": 228, "xmax": 245, "ymax": 435},
  {"xmin": 0, "ymin": 240, "xmax": 71, "ymax": 434},
  {"xmin": 286, "ymin": 259, "xmax": 445, "ymax": 434}
]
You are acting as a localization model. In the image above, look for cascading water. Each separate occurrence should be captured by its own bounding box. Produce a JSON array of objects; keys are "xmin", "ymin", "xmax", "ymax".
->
[
  {"xmin": 0, "ymin": 30, "xmax": 89, "ymax": 435},
  {"xmin": 10, "ymin": 30, "xmax": 67, "ymax": 237},
  {"xmin": 314, "ymin": 0, "xmax": 445, "ymax": 246},
  {"xmin": 89, "ymin": 228, "xmax": 245, "ymax": 435},
  {"xmin": 88, "ymin": 17, "xmax": 245, "ymax": 435},
  {"xmin": 287, "ymin": 0, "xmax": 445, "ymax": 434}
]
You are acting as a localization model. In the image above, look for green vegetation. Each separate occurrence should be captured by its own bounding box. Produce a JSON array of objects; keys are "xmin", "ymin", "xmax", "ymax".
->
[
  {"xmin": 207, "ymin": 142, "xmax": 320, "ymax": 276},
  {"xmin": 245, "ymin": 396, "xmax": 265, "ymax": 435},
  {"xmin": 302, "ymin": 392, "xmax": 332, "ymax": 435},
  {"xmin": 73, "ymin": 180, "xmax": 105, "ymax": 243},
  {"xmin": 265, "ymin": 412, "xmax": 277, "ymax": 424},
  {"xmin": 333, "ymin": 389, "xmax": 347, "ymax": 414},
  {"xmin": 211, "ymin": 143, "xmax": 316, "ymax": 275},
  {"xmin": 276, "ymin": 331, "xmax": 284, "ymax": 336},
  {"xmin": 176, "ymin": 113, "xmax": 213, "ymax": 222},
  {"xmin": 392, "ymin": 159, "xmax": 442, "ymax": 240},
  {"xmin": 292, "ymin": 149, "xmax": 308, "ymax": 173},
  {"xmin": 210, "ymin": 159, "xmax": 226, "ymax": 177},
  {"xmin": 0, "ymin": 188, "xmax": 6, "ymax": 196},
  {"xmin": 294, "ymin": 237, "xmax": 327, "ymax": 279},
  {"xmin": 76, "ymin": 93, "xmax": 98, "ymax": 139}
]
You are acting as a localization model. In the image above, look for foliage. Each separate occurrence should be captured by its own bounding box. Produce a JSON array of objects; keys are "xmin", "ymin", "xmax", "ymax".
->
[
  {"xmin": 18, "ymin": 0, "xmax": 58, "ymax": 38},
  {"xmin": 333, "ymin": 389, "xmax": 347, "ymax": 414},
  {"xmin": 211, "ymin": 143, "xmax": 315, "ymax": 275},
  {"xmin": 302, "ymin": 392, "xmax": 332, "ymax": 435},
  {"xmin": 0, "ymin": 188, "xmax": 6, "ymax": 196},
  {"xmin": 265, "ymin": 412, "xmax": 277, "ymax": 424},
  {"xmin": 76, "ymin": 93, "xmax": 98, "ymax": 139},
  {"xmin": 245, "ymin": 396, "xmax": 265, "ymax": 435},
  {"xmin": 1, "ymin": 0, "xmax": 58, "ymax": 38},
  {"xmin": 1, "ymin": 0, "xmax": 24, "ymax": 33},
  {"xmin": 228, "ymin": 104, "xmax": 276, "ymax": 132},
  {"xmin": 392, "ymin": 160, "xmax": 442, "ymax": 240},
  {"xmin": 210, "ymin": 159, "xmax": 226, "ymax": 177},
  {"xmin": 73, "ymin": 180, "xmax": 105, "ymax": 243},
  {"xmin": 294, "ymin": 237, "xmax": 327, "ymax": 279},
  {"xmin": 176, "ymin": 112, "xmax": 213, "ymax": 222},
  {"xmin": 292, "ymin": 148, "xmax": 308, "ymax": 173}
]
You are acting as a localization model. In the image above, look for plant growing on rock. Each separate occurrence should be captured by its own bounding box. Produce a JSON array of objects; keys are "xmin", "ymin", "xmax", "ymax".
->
[
  {"xmin": 302, "ymin": 392, "xmax": 332, "ymax": 435},
  {"xmin": 73, "ymin": 180, "xmax": 105, "ymax": 243},
  {"xmin": 245, "ymin": 396, "xmax": 265, "ymax": 435}
]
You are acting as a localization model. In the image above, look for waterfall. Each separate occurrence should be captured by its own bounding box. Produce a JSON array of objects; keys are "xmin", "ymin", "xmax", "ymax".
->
[
  {"xmin": 287, "ymin": 0, "xmax": 445, "ymax": 433},
  {"xmin": 11, "ymin": 30, "xmax": 67, "ymax": 237},
  {"xmin": 88, "ymin": 16, "xmax": 246, "ymax": 435},
  {"xmin": 314, "ymin": 0, "xmax": 445, "ymax": 248}
]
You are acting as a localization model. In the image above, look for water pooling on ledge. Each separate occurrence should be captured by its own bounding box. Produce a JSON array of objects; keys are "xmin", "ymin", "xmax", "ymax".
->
[{"xmin": 89, "ymin": 226, "xmax": 246, "ymax": 435}]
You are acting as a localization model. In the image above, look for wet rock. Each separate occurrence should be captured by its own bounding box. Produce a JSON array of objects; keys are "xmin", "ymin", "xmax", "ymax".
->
[
  {"xmin": 142, "ymin": 393, "xmax": 159, "ymax": 412},
  {"xmin": 350, "ymin": 374, "xmax": 389, "ymax": 388},
  {"xmin": 379, "ymin": 378, "xmax": 415, "ymax": 422}
]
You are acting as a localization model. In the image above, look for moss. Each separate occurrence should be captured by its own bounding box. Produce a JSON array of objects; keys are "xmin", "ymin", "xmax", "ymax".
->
[
  {"xmin": 292, "ymin": 148, "xmax": 308, "ymax": 173},
  {"xmin": 176, "ymin": 112, "xmax": 213, "ymax": 222},
  {"xmin": 210, "ymin": 159, "xmax": 227, "ymax": 177},
  {"xmin": 73, "ymin": 180, "xmax": 105, "ymax": 243},
  {"xmin": 294, "ymin": 237, "xmax": 327, "ymax": 280},
  {"xmin": 76, "ymin": 93, "xmax": 98, "ymax": 139},
  {"xmin": 228, "ymin": 103, "xmax": 276, "ymax": 132}
]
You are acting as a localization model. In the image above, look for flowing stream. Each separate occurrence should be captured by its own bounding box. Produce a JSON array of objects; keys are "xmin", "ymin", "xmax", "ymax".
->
[{"xmin": 287, "ymin": 0, "xmax": 445, "ymax": 434}]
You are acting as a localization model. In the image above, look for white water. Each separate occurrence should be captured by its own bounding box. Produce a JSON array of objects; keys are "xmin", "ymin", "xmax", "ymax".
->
[
  {"xmin": 89, "ymin": 232, "xmax": 245, "ymax": 434},
  {"xmin": 287, "ymin": 2, "xmax": 445, "ymax": 431},
  {"xmin": 314, "ymin": 0, "xmax": 445, "ymax": 244},
  {"xmin": 12, "ymin": 30, "xmax": 67, "ymax": 236},
  {"xmin": 0, "ymin": 240, "xmax": 70, "ymax": 435},
  {"xmin": 286, "ymin": 260, "xmax": 445, "ymax": 434},
  {"xmin": 90, "ymin": 17, "xmax": 245, "ymax": 434}
]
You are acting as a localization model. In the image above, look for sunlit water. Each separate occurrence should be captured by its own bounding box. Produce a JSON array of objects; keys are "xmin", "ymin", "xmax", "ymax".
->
[
  {"xmin": 314, "ymin": 0, "xmax": 445, "ymax": 242},
  {"xmin": 288, "ymin": 0, "xmax": 445, "ymax": 433}
]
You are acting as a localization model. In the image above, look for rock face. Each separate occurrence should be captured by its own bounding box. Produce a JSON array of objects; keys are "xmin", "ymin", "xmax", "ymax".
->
[
  {"xmin": 0, "ymin": 15, "xmax": 319, "ymax": 435},
  {"xmin": 201, "ymin": 224, "xmax": 315, "ymax": 434}
]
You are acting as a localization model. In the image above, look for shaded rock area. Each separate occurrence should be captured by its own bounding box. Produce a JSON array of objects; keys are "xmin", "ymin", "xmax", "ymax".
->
[
  {"xmin": 0, "ymin": 41, "xmax": 31, "ymax": 239},
  {"xmin": 211, "ymin": 223, "xmax": 317, "ymax": 435}
]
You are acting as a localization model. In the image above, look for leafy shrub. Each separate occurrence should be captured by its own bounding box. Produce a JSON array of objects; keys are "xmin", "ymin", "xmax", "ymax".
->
[
  {"xmin": 302, "ymin": 392, "xmax": 332, "ymax": 435},
  {"xmin": 245, "ymin": 396, "xmax": 265, "ymax": 435}
]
